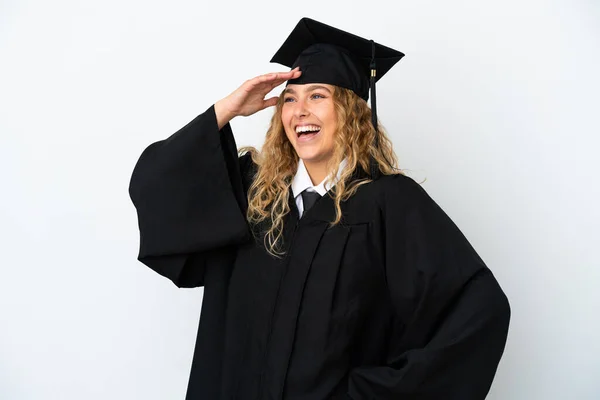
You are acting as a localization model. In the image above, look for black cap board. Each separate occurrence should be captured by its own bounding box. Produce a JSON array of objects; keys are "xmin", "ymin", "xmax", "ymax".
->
[{"xmin": 270, "ymin": 17, "xmax": 405, "ymax": 177}]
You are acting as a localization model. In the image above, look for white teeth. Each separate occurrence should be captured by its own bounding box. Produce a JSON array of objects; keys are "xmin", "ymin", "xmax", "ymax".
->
[{"xmin": 295, "ymin": 125, "xmax": 321, "ymax": 133}]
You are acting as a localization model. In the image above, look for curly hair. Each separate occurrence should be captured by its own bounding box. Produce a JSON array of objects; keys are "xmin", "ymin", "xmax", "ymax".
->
[{"xmin": 239, "ymin": 86, "xmax": 403, "ymax": 257}]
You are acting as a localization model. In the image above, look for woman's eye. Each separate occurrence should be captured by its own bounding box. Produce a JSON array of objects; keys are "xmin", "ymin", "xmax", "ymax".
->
[
  {"xmin": 311, "ymin": 93, "xmax": 325, "ymax": 99},
  {"xmin": 283, "ymin": 97, "xmax": 295, "ymax": 103}
]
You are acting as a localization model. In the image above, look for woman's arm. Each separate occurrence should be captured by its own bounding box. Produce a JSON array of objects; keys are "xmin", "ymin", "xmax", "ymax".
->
[
  {"xmin": 346, "ymin": 174, "xmax": 510, "ymax": 399},
  {"xmin": 128, "ymin": 105, "xmax": 251, "ymax": 287},
  {"xmin": 128, "ymin": 68, "xmax": 302, "ymax": 288}
]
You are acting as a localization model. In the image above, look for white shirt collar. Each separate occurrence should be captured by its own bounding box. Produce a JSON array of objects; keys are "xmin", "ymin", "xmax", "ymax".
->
[{"xmin": 291, "ymin": 158, "xmax": 348, "ymax": 199}]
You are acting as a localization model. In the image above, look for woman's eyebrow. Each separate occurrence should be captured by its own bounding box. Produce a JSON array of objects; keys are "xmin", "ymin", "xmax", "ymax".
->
[
  {"xmin": 283, "ymin": 85, "xmax": 332, "ymax": 95},
  {"xmin": 306, "ymin": 85, "xmax": 332, "ymax": 93}
]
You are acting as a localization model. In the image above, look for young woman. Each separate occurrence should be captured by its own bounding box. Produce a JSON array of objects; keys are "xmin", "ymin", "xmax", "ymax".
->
[{"xmin": 129, "ymin": 18, "xmax": 510, "ymax": 400}]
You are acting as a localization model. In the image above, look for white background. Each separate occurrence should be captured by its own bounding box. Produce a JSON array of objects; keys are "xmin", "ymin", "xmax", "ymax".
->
[{"xmin": 1, "ymin": 0, "xmax": 599, "ymax": 399}]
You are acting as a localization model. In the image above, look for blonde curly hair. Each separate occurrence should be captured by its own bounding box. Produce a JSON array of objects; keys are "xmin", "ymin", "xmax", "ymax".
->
[{"xmin": 239, "ymin": 86, "xmax": 403, "ymax": 257}]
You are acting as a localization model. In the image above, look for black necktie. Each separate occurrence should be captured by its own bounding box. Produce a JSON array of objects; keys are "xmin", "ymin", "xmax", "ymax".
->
[{"xmin": 301, "ymin": 190, "xmax": 321, "ymax": 214}]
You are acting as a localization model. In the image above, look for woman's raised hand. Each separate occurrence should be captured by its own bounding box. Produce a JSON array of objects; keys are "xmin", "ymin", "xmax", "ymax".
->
[{"xmin": 215, "ymin": 67, "xmax": 301, "ymax": 129}]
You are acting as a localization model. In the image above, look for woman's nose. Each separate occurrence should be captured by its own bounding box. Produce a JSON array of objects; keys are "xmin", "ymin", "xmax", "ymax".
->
[{"xmin": 293, "ymin": 100, "xmax": 309, "ymax": 117}]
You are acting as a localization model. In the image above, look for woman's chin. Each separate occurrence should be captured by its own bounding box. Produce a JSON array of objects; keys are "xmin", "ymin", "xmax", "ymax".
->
[
  {"xmin": 297, "ymin": 153, "xmax": 333, "ymax": 165},
  {"xmin": 294, "ymin": 143, "xmax": 334, "ymax": 164},
  {"xmin": 297, "ymin": 153, "xmax": 319, "ymax": 163}
]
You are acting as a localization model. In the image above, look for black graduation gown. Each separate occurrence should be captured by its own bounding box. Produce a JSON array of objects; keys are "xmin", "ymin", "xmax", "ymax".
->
[{"xmin": 128, "ymin": 105, "xmax": 511, "ymax": 400}]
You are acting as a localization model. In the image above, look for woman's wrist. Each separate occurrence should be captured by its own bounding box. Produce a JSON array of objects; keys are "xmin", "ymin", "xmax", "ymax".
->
[{"xmin": 214, "ymin": 98, "xmax": 236, "ymax": 130}]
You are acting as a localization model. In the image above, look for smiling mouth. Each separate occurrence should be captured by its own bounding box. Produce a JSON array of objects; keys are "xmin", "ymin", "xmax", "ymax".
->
[{"xmin": 295, "ymin": 125, "xmax": 321, "ymax": 139}]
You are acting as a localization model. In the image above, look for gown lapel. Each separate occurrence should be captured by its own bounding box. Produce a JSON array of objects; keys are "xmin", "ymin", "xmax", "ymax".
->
[{"xmin": 263, "ymin": 188, "xmax": 350, "ymax": 398}]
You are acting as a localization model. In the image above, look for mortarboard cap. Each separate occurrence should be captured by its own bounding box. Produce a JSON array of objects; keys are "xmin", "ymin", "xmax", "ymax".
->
[{"xmin": 270, "ymin": 17, "xmax": 405, "ymax": 177}]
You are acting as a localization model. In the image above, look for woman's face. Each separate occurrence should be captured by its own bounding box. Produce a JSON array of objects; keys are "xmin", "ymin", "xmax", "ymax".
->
[{"xmin": 281, "ymin": 83, "xmax": 337, "ymax": 165}]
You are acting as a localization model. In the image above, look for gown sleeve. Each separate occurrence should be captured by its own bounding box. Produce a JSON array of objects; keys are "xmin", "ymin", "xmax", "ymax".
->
[
  {"xmin": 128, "ymin": 105, "xmax": 253, "ymax": 288},
  {"xmin": 346, "ymin": 174, "xmax": 511, "ymax": 400}
]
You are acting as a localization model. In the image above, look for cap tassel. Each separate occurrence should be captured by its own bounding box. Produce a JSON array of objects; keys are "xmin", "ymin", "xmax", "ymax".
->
[{"xmin": 369, "ymin": 39, "xmax": 380, "ymax": 179}]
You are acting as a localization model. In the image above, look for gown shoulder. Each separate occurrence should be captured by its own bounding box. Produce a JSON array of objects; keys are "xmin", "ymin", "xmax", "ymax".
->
[{"xmin": 344, "ymin": 172, "xmax": 511, "ymax": 399}]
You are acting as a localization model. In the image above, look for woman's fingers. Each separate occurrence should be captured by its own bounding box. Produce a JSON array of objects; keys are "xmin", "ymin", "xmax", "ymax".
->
[
  {"xmin": 261, "ymin": 72, "xmax": 301, "ymax": 94},
  {"xmin": 262, "ymin": 96, "xmax": 279, "ymax": 109},
  {"xmin": 273, "ymin": 68, "xmax": 301, "ymax": 85},
  {"xmin": 251, "ymin": 68, "xmax": 301, "ymax": 88}
]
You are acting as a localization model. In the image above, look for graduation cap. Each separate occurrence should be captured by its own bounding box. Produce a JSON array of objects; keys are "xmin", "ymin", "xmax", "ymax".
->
[{"xmin": 271, "ymin": 17, "xmax": 405, "ymax": 177}]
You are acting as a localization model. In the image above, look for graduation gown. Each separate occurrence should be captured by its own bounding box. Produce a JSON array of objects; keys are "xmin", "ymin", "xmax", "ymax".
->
[{"xmin": 128, "ymin": 105, "xmax": 510, "ymax": 400}]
